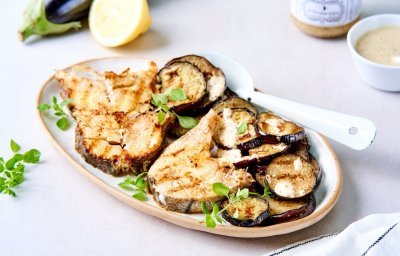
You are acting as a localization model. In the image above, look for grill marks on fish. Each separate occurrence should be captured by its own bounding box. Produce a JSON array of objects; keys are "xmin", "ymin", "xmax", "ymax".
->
[
  {"xmin": 56, "ymin": 62, "xmax": 174, "ymax": 176},
  {"xmin": 148, "ymin": 110, "xmax": 254, "ymax": 213}
]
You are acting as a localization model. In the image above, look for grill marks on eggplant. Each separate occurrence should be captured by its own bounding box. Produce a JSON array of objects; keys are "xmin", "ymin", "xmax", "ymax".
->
[
  {"xmin": 158, "ymin": 62, "xmax": 207, "ymax": 113},
  {"xmin": 257, "ymin": 112, "xmax": 305, "ymax": 144},
  {"xmin": 222, "ymin": 196, "xmax": 270, "ymax": 227},
  {"xmin": 148, "ymin": 111, "xmax": 254, "ymax": 213},
  {"xmin": 213, "ymin": 97, "xmax": 258, "ymax": 116},
  {"xmin": 258, "ymin": 154, "xmax": 316, "ymax": 199},
  {"xmin": 166, "ymin": 55, "xmax": 226, "ymax": 103}
]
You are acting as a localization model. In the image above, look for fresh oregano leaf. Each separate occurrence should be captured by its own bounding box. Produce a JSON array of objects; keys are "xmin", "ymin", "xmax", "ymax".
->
[
  {"xmin": 10, "ymin": 139, "xmax": 21, "ymax": 153},
  {"xmin": 205, "ymin": 214, "xmax": 216, "ymax": 228},
  {"xmin": 236, "ymin": 122, "xmax": 248, "ymax": 134},
  {"xmin": 37, "ymin": 103, "xmax": 51, "ymax": 111},
  {"xmin": 157, "ymin": 111, "xmax": 166, "ymax": 124},
  {"xmin": 177, "ymin": 115, "xmax": 198, "ymax": 129},
  {"xmin": 212, "ymin": 183, "xmax": 230, "ymax": 197},
  {"xmin": 23, "ymin": 149, "xmax": 41, "ymax": 164},
  {"xmin": 169, "ymin": 88, "xmax": 187, "ymax": 101},
  {"xmin": 57, "ymin": 117, "xmax": 70, "ymax": 131}
]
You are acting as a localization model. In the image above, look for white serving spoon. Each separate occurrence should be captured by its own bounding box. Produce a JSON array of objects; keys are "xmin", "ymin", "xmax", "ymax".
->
[{"xmin": 199, "ymin": 52, "xmax": 376, "ymax": 150}]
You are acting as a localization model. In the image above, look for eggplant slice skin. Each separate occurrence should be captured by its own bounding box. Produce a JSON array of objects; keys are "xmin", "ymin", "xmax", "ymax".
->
[
  {"xmin": 257, "ymin": 112, "xmax": 305, "ymax": 144},
  {"xmin": 222, "ymin": 196, "xmax": 270, "ymax": 227},
  {"xmin": 213, "ymin": 97, "xmax": 258, "ymax": 116},
  {"xmin": 261, "ymin": 154, "xmax": 316, "ymax": 199},
  {"xmin": 289, "ymin": 138, "xmax": 310, "ymax": 161},
  {"xmin": 233, "ymin": 143, "xmax": 289, "ymax": 168},
  {"xmin": 213, "ymin": 108, "xmax": 258, "ymax": 149},
  {"xmin": 262, "ymin": 194, "xmax": 316, "ymax": 226},
  {"xmin": 158, "ymin": 61, "xmax": 207, "ymax": 113},
  {"xmin": 310, "ymin": 154, "xmax": 322, "ymax": 187}
]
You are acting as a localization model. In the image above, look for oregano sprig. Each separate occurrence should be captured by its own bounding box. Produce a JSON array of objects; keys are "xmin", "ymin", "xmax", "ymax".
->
[
  {"xmin": 38, "ymin": 96, "xmax": 72, "ymax": 131},
  {"xmin": 0, "ymin": 140, "xmax": 41, "ymax": 196},
  {"xmin": 263, "ymin": 180, "xmax": 273, "ymax": 198},
  {"xmin": 118, "ymin": 173, "xmax": 148, "ymax": 201},
  {"xmin": 201, "ymin": 182, "xmax": 250, "ymax": 228},
  {"xmin": 151, "ymin": 88, "xmax": 198, "ymax": 129}
]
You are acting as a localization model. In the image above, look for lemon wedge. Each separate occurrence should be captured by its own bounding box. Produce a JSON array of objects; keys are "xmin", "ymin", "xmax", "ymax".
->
[{"xmin": 89, "ymin": 0, "xmax": 152, "ymax": 47}]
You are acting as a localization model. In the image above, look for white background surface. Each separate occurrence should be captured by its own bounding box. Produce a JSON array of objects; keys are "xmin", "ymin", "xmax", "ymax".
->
[{"xmin": 1, "ymin": 1, "xmax": 399, "ymax": 255}]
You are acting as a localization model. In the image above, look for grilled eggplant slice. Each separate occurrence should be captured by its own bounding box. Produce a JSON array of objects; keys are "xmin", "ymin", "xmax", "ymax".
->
[
  {"xmin": 158, "ymin": 61, "xmax": 207, "ymax": 113},
  {"xmin": 213, "ymin": 97, "xmax": 258, "ymax": 116},
  {"xmin": 166, "ymin": 55, "xmax": 226, "ymax": 102},
  {"xmin": 233, "ymin": 143, "xmax": 289, "ymax": 168},
  {"xmin": 257, "ymin": 154, "xmax": 316, "ymax": 199},
  {"xmin": 257, "ymin": 112, "xmax": 305, "ymax": 144},
  {"xmin": 213, "ymin": 108, "xmax": 258, "ymax": 149},
  {"xmin": 262, "ymin": 194, "xmax": 316, "ymax": 225},
  {"xmin": 148, "ymin": 111, "xmax": 254, "ymax": 213},
  {"xmin": 222, "ymin": 196, "xmax": 270, "ymax": 227}
]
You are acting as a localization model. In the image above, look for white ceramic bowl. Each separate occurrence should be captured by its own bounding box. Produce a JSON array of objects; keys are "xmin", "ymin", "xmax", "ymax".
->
[{"xmin": 347, "ymin": 14, "xmax": 400, "ymax": 92}]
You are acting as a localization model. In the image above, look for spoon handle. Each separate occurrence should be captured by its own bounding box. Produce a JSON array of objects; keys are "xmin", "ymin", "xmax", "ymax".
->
[{"xmin": 239, "ymin": 90, "xmax": 376, "ymax": 150}]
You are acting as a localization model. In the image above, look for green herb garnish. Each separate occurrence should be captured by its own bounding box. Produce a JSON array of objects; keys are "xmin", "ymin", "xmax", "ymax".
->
[
  {"xmin": 236, "ymin": 122, "xmax": 248, "ymax": 134},
  {"xmin": 263, "ymin": 180, "xmax": 273, "ymax": 199},
  {"xmin": 169, "ymin": 88, "xmax": 187, "ymax": 101},
  {"xmin": 0, "ymin": 140, "xmax": 41, "ymax": 196},
  {"xmin": 38, "ymin": 96, "xmax": 72, "ymax": 131},
  {"xmin": 151, "ymin": 88, "xmax": 197, "ymax": 129},
  {"xmin": 201, "ymin": 182, "xmax": 250, "ymax": 228},
  {"xmin": 118, "ymin": 173, "xmax": 148, "ymax": 201}
]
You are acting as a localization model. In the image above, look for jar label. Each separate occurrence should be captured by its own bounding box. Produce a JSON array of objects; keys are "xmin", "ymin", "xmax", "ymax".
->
[{"xmin": 290, "ymin": 0, "xmax": 362, "ymax": 27}]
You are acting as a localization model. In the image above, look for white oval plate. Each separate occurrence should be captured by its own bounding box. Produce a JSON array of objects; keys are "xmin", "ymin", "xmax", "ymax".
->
[{"xmin": 37, "ymin": 57, "xmax": 342, "ymax": 238}]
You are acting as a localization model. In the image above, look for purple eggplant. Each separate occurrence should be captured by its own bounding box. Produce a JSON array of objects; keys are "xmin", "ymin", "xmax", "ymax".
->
[
  {"xmin": 45, "ymin": 0, "xmax": 92, "ymax": 24},
  {"xmin": 19, "ymin": 0, "xmax": 92, "ymax": 42}
]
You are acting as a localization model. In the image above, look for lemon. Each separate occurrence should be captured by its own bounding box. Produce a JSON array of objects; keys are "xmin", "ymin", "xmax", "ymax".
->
[{"xmin": 89, "ymin": 0, "xmax": 152, "ymax": 47}]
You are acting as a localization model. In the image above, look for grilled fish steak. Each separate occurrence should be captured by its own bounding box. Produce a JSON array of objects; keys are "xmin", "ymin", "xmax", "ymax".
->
[
  {"xmin": 148, "ymin": 110, "xmax": 254, "ymax": 213},
  {"xmin": 56, "ymin": 62, "xmax": 175, "ymax": 176},
  {"xmin": 56, "ymin": 62, "xmax": 158, "ymax": 114}
]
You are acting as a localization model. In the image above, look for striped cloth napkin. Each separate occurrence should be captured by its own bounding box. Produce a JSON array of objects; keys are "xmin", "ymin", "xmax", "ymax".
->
[{"xmin": 265, "ymin": 213, "xmax": 400, "ymax": 256}]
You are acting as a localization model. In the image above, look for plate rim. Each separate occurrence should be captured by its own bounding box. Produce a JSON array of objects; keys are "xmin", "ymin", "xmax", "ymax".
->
[{"xmin": 36, "ymin": 56, "xmax": 343, "ymax": 238}]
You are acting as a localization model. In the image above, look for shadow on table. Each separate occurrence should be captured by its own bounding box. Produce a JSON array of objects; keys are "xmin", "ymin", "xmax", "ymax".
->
[
  {"xmin": 148, "ymin": 0, "xmax": 184, "ymax": 8},
  {"xmin": 109, "ymin": 28, "xmax": 168, "ymax": 53}
]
